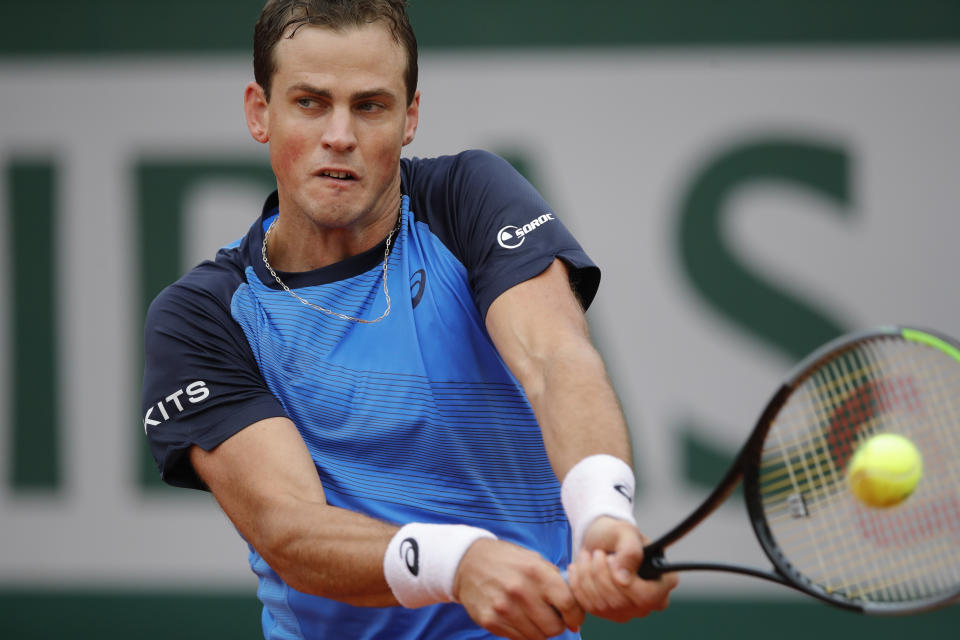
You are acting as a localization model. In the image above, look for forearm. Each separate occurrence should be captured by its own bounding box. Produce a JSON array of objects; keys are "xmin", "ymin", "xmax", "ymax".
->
[
  {"xmin": 190, "ymin": 419, "xmax": 400, "ymax": 607},
  {"xmin": 485, "ymin": 259, "xmax": 634, "ymax": 482},
  {"xmin": 251, "ymin": 499, "xmax": 400, "ymax": 606},
  {"xmin": 524, "ymin": 337, "xmax": 633, "ymax": 481}
]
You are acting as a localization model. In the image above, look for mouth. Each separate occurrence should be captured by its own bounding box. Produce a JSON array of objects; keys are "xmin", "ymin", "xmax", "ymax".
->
[{"xmin": 317, "ymin": 169, "xmax": 358, "ymax": 181}]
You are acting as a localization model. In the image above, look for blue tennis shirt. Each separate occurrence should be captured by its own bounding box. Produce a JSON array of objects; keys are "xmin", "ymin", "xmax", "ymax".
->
[{"xmin": 142, "ymin": 150, "xmax": 600, "ymax": 639}]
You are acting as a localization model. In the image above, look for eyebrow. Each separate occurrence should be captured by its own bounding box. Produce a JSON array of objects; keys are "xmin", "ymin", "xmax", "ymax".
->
[{"xmin": 288, "ymin": 83, "xmax": 397, "ymax": 102}]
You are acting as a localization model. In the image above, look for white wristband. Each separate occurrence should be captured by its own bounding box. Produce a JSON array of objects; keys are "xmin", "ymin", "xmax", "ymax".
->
[
  {"xmin": 383, "ymin": 523, "xmax": 497, "ymax": 608},
  {"xmin": 561, "ymin": 454, "xmax": 637, "ymax": 553}
]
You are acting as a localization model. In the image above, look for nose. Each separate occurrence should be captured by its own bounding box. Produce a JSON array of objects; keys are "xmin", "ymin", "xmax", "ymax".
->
[{"xmin": 321, "ymin": 106, "xmax": 357, "ymax": 153}]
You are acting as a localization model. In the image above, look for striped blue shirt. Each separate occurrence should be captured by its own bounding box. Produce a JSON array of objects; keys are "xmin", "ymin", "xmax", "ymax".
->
[{"xmin": 143, "ymin": 150, "xmax": 600, "ymax": 639}]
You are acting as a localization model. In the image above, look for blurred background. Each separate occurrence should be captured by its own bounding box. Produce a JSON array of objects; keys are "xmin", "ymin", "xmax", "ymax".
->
[{"xmin": 1, "ymin": 0, "xmax": 959, "ymax": 637}]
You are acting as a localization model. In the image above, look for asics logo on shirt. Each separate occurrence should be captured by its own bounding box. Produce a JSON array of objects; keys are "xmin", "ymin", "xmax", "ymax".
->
[
  {"xmin": 410, "ymin": 269, "xmax": 427, "ymax": 309},
  {"xmin": 400, "ymin": 537, "xmax": 420, "ymax": 576},
  {"xmin": 143, "ymin": 380, "xmax": 211, "ymax": 433},
  {"xmin": 496, "ymin": 213, "xmax": 556, "ymax": 249}
]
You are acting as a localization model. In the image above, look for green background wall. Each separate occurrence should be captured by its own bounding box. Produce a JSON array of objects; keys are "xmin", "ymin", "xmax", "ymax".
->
[{"xmin": 3, "ymin": 0, "xmax": 960, "ymax": 52}]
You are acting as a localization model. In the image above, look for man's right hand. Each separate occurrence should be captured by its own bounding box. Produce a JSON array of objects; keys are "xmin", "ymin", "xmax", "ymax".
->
[{"xmin": 453, "ymin": 538, "xmax": 585, "ymax": 640}]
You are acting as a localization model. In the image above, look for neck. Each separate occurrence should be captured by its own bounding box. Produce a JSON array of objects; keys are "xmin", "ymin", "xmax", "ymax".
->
[
  {"xmin": 260, "ymin": 201, "xmax": 401, "ymax": 325},
  {"xmin": 267, "ymin": 194, "xmax": 402, "ymax": 273}
]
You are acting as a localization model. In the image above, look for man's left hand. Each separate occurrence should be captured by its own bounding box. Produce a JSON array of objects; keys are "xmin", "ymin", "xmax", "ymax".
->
[{"xmin": 566, "ymin": 516, "xmax": 678, "ymax": 622}]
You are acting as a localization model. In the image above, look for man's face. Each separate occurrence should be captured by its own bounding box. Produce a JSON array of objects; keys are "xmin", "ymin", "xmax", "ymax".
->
[{"xmin": 253, "ymin": 22, "xmax": 419, "ymax": 233}]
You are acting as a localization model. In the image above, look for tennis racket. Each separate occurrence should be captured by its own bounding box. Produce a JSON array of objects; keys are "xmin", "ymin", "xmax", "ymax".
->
[{"xmin": 637, "ymin": 326, "xmax": 960, "ymax": 615}]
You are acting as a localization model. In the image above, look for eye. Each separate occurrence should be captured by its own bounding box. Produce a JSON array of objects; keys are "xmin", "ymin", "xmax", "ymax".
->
[
  {"xmin": 297, "ymin": 97, "xmax": 317, "ymax": 108},
  {"xmin": 356, "ymin": 101, "xmax": 385, "ymax": 113}
]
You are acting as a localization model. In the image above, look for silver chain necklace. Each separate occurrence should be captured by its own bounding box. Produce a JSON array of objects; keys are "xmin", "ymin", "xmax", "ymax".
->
[{"xmin": 260, "ymin": 210, "xmax": 401, "ymax": 324}]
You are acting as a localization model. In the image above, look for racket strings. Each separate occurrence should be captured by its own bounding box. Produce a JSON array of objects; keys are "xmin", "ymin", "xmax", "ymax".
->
[
  {"xmin": 762, "ymin": 354, "xmax": 883, "ymax": 598},
  {"xmin": 765, "ymin": 499, "xmax": 960, "ymax": 593},
  {"xmin": 756, "ymin": 336, "xmax": 960, "ymax": 605},
  {"xmin": 765, "ymin": 520, "xmax": 957, "ymax": 601}
]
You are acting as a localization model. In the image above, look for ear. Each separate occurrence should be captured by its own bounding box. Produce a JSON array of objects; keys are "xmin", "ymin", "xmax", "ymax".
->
[
  {"xmin": 402, "ymin": 90, "xmax": 421, "ymax": 146},
  {"xmin": 244, "ymin": 82, "xmax": 270, "ymax": 144}
]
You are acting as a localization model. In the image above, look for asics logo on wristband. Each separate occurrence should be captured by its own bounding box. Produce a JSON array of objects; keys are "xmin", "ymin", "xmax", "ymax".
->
[
  {"xmin": 400, "ymin": 538, "xmax": 420, "ymax": 576},
  {"xmin": 614, "ymin": 483, "xmax": 634, "ymax": 503},
  {"xmin": 384, "ymin": 524, "xmax": 496, "ymax": 608}
]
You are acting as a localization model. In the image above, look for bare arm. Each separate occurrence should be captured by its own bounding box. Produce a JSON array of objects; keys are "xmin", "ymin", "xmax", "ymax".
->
[
  {"xmin": 485, "ymin": 259, "xmax": 631, "ymax": 479},
  {"xmin": 189, "ymin": 416, "xmax": 399, "ymax": 606},
  {"xmin": 485, "ymin": 258, "xmax": 677, "ymax": 621}
]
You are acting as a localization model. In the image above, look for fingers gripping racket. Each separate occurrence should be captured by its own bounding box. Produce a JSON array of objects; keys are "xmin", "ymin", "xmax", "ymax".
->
[{"xmin": 638, "ymin": 326, "xmax": 960, "ymax": 615}]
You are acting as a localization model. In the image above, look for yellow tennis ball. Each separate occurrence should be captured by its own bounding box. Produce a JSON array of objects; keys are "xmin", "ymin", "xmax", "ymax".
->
[{"xmin": 847, "ymin": 433, "xmax": 923, "ymax": 508}]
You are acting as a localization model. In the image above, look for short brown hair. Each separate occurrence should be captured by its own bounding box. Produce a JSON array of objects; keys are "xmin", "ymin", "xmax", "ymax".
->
[{"xmin": 253, "ymin": 0, "xmax": 418, "ymax": 104}]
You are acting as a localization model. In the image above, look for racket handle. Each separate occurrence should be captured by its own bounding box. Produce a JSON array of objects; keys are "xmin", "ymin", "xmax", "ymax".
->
[
  {"xmin": 560, "ymin": 549, "xmax": 666, "ymax": 582},
  {"xmin": 638, "ymin": 548, "xmax": 666, "ymax": 580}
]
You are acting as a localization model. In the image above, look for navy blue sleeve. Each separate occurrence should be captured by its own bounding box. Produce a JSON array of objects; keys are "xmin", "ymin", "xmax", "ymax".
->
[
  {"xmin": 141, "ymin": 260, "xmax": 286, "ymax": 490},
  {"xmin": 402, "ymin": 150, "xmax": 600, "ymax": 317}
]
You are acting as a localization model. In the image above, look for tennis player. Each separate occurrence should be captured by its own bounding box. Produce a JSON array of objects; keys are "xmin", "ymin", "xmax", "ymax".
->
[{"xmin": 141, "ymin": 1, "xmax": 676, "ymax": 638}]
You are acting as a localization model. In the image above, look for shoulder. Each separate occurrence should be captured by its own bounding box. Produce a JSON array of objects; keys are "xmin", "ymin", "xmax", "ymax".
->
[
  {"xmin": 401, "ymin": 149, "xmax": 522, "ymax": 193},
  {"xmin": 402, "ymin": 149, "xmax": 517, "ymax": 186},
  {"xmin": 400, "ymin": 149, "xmax": 541, "ymax": 231},
  {"xmin": 146, "ymin": 245, "xmax": 249, "ymax": 331}
]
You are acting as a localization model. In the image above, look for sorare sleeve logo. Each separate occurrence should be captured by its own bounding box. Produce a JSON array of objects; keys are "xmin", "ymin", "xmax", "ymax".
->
[{"xmin": 497, "ymin": 213, "xmax": 556, "ymax": 249}]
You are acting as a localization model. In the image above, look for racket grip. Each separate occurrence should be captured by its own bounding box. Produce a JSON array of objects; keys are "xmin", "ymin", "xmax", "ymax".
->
[
  {"xmin": 560, "ymin": 549, "xmax": 664, "ymax": 582},
  {"xmin": 637, "ymin": 548, "xmax": 666, "ymax": 580}
]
